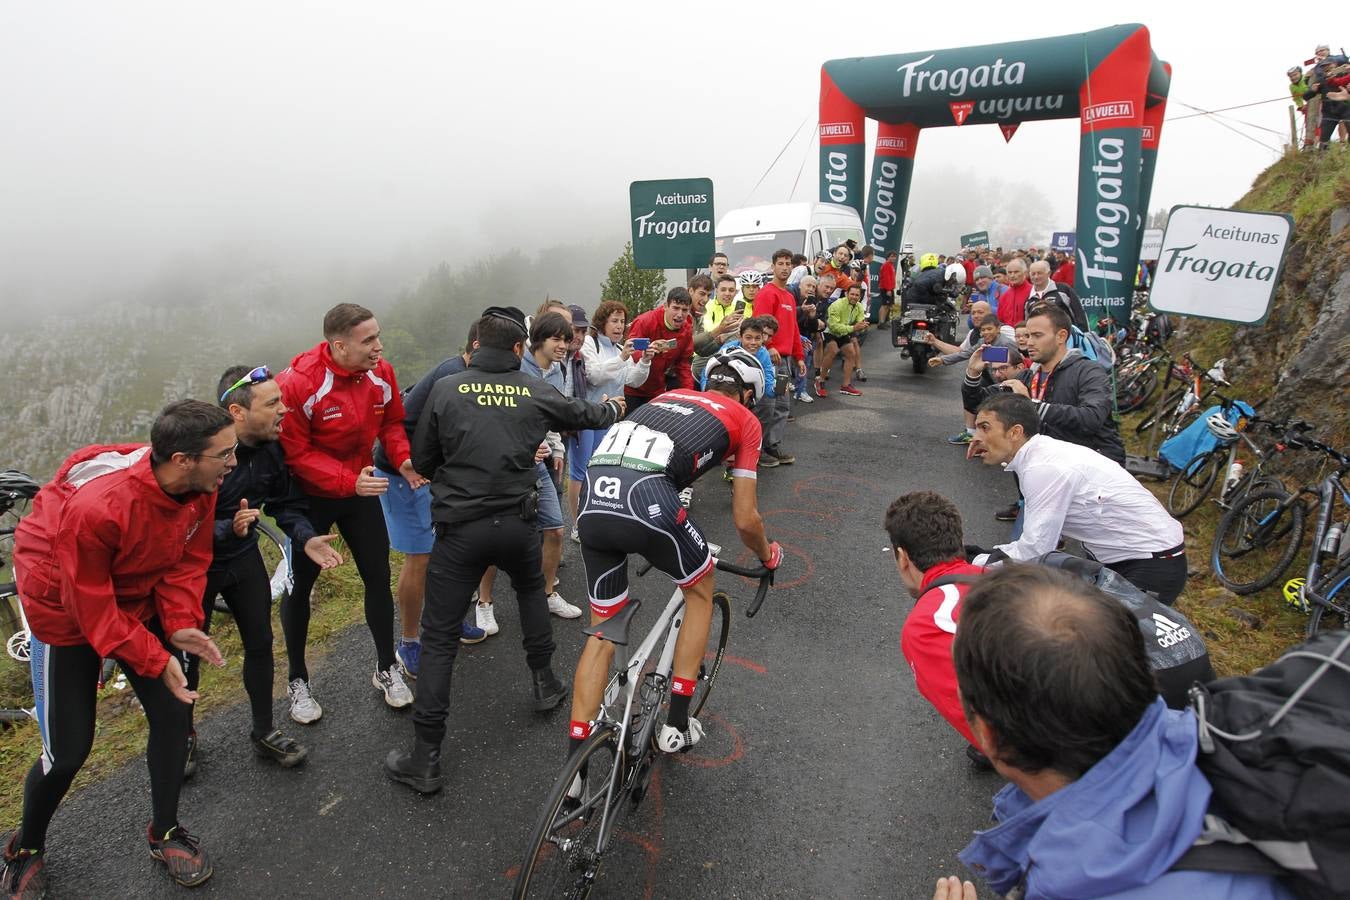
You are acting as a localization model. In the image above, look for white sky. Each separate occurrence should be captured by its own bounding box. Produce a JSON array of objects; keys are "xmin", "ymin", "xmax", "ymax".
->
[{"xmin": 0, "ymin": 1, "xmax": 1329, "ymax": 306}]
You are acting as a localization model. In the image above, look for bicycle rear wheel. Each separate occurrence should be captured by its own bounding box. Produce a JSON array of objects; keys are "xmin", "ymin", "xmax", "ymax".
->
[
  {"xmin": 1135, "ymin": 387, "xmax": 1185, "ymax": 434},
  {"xmin": 690, "ymin": 592, "xmax": 731, "ymax": 719},
  {"xmin": 1116, "ymin": 367, "xmax": 1158, "ymax": 413},
  {"xmin": 1211, "ymin": 489, "xmax": 1306, "ymax": 595},
  {"xmin": 515, "ymin": 725, "xmax": 624, "ymax": 900},
  {"xmin": 1307, "ymin": 562, "xmax": 1350, "ymax": 638},
  {"xmin": 1167, "ymin": 450, "xmax": 1223, "ymax": 518}
]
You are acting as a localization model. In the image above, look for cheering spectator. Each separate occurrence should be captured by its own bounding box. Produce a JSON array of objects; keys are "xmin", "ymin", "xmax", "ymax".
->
[
  {"xmin": 625, "ymin": 288, "xmax": 695, "ymax": 414},
  {"xmin": 996, "ymin": 258, "xmax": 1032, "ymax": 327}
]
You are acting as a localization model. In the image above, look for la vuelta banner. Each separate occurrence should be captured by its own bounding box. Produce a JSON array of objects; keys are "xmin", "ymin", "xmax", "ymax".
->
[
  {"xmin": 1074, "ymin": 25, "xmax": 1151, "ymax": 328},
  {"xmin": 863, "ymin": 122, "xmax": 920, "ymax": 256},
  {"xmin": 818, "ymin": 68, "xmax": 866, "ymax": 216}
]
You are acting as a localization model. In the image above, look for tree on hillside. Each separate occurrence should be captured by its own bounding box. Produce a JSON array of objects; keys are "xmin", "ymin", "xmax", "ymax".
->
[{"xmin": 599, "ymin": 242, "xmax": 666, "ymax": 319}]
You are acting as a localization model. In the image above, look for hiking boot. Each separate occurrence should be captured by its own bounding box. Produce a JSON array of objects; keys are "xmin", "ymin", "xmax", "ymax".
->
[
  {"xmin": 839, "ymin": 384, "xmax": 862, "ymax": 396},
  {"xmin": 947, "ymin": 431, "xmax": 973, "ymax": 445},
  {"xmin": 531, "ymin": 667, "xmax": 567, "ymax": 712},
  {"xmin": 994, "ymin": 503, "xmax": 1020, "ymax": 522},
  {"xmin": 1, "ymin": 831, "xmax": 47, "ymax": 900},
  {"xmin": 252, "ymin": 729, "xmax": 308, "ymax": 768},
  {"xmin": 147, "ymin": 823, "xmax": 213, "ymax": 888},
  {"xmin": 373, "ymin": 666, "xmax": 414, "ymax": 709},
  {"xmin": 396, "ymin": 639, "xmax": 422, "ymax": 678},
  {"xmin": 183, "ymin": 730, "xmax": 199, "ymax": 781},
  {"xmin": 288, "ymin": 678, "xmax": 322, "ymax": 725},
  {"xmin": 768, "ymin": 446, "xmax": 795, "ymax": 465},
  {"xmin": 657, "ymin": 718, "xmax": 705, "ymax": 753},
  {"xmin": 476, "ymin": 602, "xmax": 499, "ymax": 636},
  {"xmin": 384, "ymin": 738, "xmax": 443, "ymax": 795},
  {"xmin": 547, "ymin": 592, "xmax": 582, "ymax": 619},
  {"xmin": 758, "ymin": 452, "xmax": 780, "ymax": 469}
]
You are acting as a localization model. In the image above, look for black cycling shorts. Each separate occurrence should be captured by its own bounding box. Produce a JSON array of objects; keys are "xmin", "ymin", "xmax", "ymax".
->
[
  {"xmin": 577, "ymin": 466, "xmax": 713, "ymax": 619},
  {"xmin": 828, "ymin": 332, "xmax": 857, "ymax": 348}
]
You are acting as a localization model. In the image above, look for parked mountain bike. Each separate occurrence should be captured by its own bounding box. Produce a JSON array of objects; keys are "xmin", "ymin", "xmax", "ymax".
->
[
  {"xmin": 0, "ymin": 470, "xmax": 41, "ymax": 724},
  {"xmin": 513, "ymin": 545, "xmax": 772, "ymax": 899},
  {"xmin": 1134, "ymin": 354, "xmax": 1229, "ymax": 437},
  {"xmin": 1211, "ymin": 432, "xmax": 1350, "ymax": 601},
  {"xmin": 1165, "ymin": 408, "xmax": 1294, "ymax": 518}
]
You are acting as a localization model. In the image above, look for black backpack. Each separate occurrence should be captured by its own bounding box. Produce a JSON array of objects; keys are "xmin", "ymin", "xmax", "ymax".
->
[{"xmin": 1171, "ymin": 629, "xmax": 1350, "ymax": 899}]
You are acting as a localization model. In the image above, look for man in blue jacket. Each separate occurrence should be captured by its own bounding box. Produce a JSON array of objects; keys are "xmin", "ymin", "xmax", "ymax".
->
[{"xmin": 938, "ymin": 565, "xmax": 1293, "ymax": 900}]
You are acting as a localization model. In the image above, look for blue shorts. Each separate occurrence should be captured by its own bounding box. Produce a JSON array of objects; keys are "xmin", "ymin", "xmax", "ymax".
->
[
  {"xmin": 536, "ymin": 462, "xmax": 564, "ymax": 531},
  {"xmin": 376, "ymin": 468, "xmax": 434, "ymax": 554},
  {"xmin": 567, "ymin": 429, "xmax": 603, "ymax": 482}
]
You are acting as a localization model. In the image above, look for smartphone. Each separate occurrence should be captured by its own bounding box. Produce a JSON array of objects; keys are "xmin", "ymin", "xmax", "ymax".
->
[
  {"xmin": 983, "ymin": 346, "xmax": 1010, "ymax": 364},
  {"xmin": 630, "ymin": 337, "xmax": 650, "ymax": 351}
]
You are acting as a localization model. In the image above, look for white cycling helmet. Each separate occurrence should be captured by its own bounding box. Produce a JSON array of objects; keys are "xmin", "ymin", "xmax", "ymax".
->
[
  {"xmin": 706, "ymin": 347, "xmax": 767, "ymax": 406},
  {"xmin": 944, "ymin": 263, "xmax": 967, "ymax": 285},
  {"xmin": 1206, "ymin": 412, "xmax": 1240, "ymax": 442},
  {"xmin": 737, "ymin": 270, "xmax": 765, "ymax": 288}
]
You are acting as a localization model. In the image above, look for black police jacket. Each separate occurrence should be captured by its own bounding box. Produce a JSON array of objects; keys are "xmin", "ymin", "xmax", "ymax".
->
[
  {"xmin": 212, "ymin": 439, "xmax": 319, "ymax": 571},
  {"xmin": 901, "ymin": 266, "xmax": 946, "ymax": 305},
  {"xmin": 413, "ymin": 346, "xmax": 622, "ymax": 525}
]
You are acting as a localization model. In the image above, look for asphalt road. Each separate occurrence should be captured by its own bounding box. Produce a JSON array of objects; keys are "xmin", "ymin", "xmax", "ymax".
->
[{"xmin": 40, "ymin": 336, "xmax": 1021, "ymax": 898}]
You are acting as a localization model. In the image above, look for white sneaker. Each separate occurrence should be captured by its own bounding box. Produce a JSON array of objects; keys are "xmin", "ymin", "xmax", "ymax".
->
[
  {"xmin": 657, "ymin": 718, "xmax": 704, "ymax": 753},
  {"xmin": 288, "ymin": 678, "xmax": 323, "ymax": 724},
  {"xmin": 795, "ymin": 391, "xmax": 814, "ymax": 404},
  {"xmin": 476, "ymin": 602, "xmax": 499, "ymax": 636},
  {"xmin": 570, "ymin": 527, "xmax": 580, "ymax": 544},
  {"xmin": 547, "ymin": 591, "xmax": 582, "ymax": 619},
  {"xmin": 678, "ymin": 487, "xmax": 692, "ymax": 509},
  {"xmin": 373, "ymin": 665, "xmax": 413, "ymax": 708}
]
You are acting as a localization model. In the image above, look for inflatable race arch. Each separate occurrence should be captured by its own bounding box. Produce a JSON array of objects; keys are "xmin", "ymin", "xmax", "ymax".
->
[{"xmin": 819, "ymin": 23, "xmax": 1170, "ymax": 326}]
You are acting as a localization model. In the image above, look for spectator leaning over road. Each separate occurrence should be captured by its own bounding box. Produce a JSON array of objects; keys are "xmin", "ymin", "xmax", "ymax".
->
[
  {"xmin": 968, "ymin": 395, "xmax": 1187, "ymax": 604},
  {"xmin": 885, "ymin": 492, "xmax": 988, "ymax": 757},
  {"xmin": 817, "ymin": 283, "xmax": 868, "ymax": 397},
  {"xmin": 373, "ymin": 323, "xmax": 491, "ymax": 681},
  {"xmin": 1027, "ymin": 259, "xmax": 1087, "ymax": 330},
  {"xmin": 181, "ymin": 367, "xmax": 344, "ymax": 778},
  {"xmin": 1002, "ymin": 303, "xmax": 1125, "ymax": 464},
  {"xmin": 7, "ymin": 401, "xmax": 235, "ymax": 892},
  {"xmin": 275, "ymin": 303, "xmax": 419, "ymax": 719},
  {"xmin": 625, "ymin": 287, "xmax": 695, "ymax": 414},
  {"xmin": 996, "ymin": 258, "xmax": 1032, "ymax": 328},
  {"xmin": 928, "ymin": 314, "xmax": 1019, "ymax": 444},
  {"xmin": 753, "ymin": 249, "xmax": 807, "ymax": 466},
  {"xmin": 937, "ymin": 566, "xmax": 1293, "ymax": 900},
  {"xmin": 386, "ymin": 306, "xmax": 624, "ymax": 795},
  {"xmin": 520, "ymin": 312, "xmax": 585, "ymax": 620}
]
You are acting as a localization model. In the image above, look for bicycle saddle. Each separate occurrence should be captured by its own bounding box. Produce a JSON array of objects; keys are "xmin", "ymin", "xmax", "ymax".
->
[{"xmin": 583, "ymin": 599, "xmax": 643, "ymax": 646}]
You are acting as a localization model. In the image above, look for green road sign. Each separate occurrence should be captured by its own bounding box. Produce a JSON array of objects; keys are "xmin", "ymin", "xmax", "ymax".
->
[
  {"xmin": 960, "ymin": 230, "xmax": 990, "ymax": 248},
  {"xmin": 629, "ymin": 178, "xmax": 715, "ymax": 270}
]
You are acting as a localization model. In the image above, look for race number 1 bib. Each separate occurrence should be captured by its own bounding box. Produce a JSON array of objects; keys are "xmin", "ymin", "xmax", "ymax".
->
[{"xmin": 588, "ymin": 421, "xmax": 674, "ymax": 473}]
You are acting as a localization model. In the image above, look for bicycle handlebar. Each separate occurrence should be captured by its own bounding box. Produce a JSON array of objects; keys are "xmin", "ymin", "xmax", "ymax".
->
[{"xmin": 634, "ymin": 556, "xmax": 776, "ymax": 618}]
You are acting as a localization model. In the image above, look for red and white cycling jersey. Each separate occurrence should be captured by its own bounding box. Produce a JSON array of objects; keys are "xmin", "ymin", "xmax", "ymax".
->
[{"xmin": 591, "ymin": 388, "xmax": 761, "ymax": 486}]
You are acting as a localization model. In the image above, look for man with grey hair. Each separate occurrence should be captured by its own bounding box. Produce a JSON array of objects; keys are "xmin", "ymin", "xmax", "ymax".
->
[
  {"xmin": 997, "ymin": 257, "xmax": 1032, "ymax": 328},
  {"xmin": 793, "ymin": 275, "xmax": 819, "ymax": 402},
  {"xmin": 1028, "ymin": 259, "xmax": 1086, "ymax": 330}
]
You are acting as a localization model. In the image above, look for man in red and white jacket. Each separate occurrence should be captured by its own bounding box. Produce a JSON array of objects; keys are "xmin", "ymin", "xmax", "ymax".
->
[
  {"xmin": 885, "ymin": 490, "xmax": 989, "ymax": 767},
  {"xmin": 624, "ymin": 288, "xmax": 695, "ymax": 413},
  {"xmin": 7, "ymin": 401, "xmax": 232, "ymax": 890},
  {"xmin": 275, "ymin": 302, "xmax": 425, "ymax": 721},
  {"xmin": 754, "ymin": 249, "xmax": 806, "ymax": 465}
]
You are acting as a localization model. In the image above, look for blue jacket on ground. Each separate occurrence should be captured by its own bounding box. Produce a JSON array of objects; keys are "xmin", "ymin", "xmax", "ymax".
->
[
  {"xmin": 1158, "ymin": 401, "xmax": 1254, "ymax": 472},
  {"xmin": 958, "ymin": 698, "xmax": 1295, "ymax": 899}
]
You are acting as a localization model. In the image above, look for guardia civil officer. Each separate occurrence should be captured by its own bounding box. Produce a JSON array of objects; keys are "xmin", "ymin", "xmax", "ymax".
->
[{"xmin": 385, "ymin": 306, "xmax": 625, "ymax": 794}]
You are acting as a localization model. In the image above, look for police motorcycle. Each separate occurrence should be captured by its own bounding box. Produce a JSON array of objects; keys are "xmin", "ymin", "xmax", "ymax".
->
[{"xmin": 892, "ymin": 260, "xmax": 965, "ymax": 375}]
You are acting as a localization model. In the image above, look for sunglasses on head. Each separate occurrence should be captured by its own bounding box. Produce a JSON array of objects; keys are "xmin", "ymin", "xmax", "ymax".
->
[{"xmin": 220, "ymin": 366, "xmax": 272, "ymax": 403}]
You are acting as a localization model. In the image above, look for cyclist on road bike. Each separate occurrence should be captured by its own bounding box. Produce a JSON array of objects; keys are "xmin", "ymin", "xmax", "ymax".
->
[{"xmin": 567, "ymin": 347, "xmax": 783, "ymax": 757}]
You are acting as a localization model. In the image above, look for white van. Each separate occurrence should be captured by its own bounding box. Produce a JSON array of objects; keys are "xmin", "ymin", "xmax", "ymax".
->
[{"xmin": 714, "ymin": 202, "xmax": 865, "ymax": 275}]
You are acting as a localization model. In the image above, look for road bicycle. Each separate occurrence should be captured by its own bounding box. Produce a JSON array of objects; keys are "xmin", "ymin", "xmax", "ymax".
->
[
  {"xmin": 0, "ymin": 471, "xmax": 41, "ymax": 723},
  {"xmin": 1165, "ymin": 408, "xmax": 1294, "ymax": 519},
  {"xmin": 513, "ymin": 545, "xmax": 772, "ymax": 899},
  {"xmin": 1134, "ymin": 354, "xmax": 1229, "ymax": 437},
  {"xmin": 1211, "ymin": 434, "xmax": 1350, "ymax": 601}
]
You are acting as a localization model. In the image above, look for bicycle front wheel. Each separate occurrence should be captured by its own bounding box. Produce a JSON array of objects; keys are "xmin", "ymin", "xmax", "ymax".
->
[
  {"xmin": 1211, "ymin": 489, "xmax": 1306, "ymax": 595},
  {"xmin": 1116, "ymin": 367, "xmax": 1158, "ymax": 413},
  {"xmin": 515, "ymin": 725, "xmax": 623, "ymax": 900},
  {"xmin": 1167, "ymin": 450, "xmax": 1223, "ymax": 518},
  {"xmin": 690, "ymin": 592, "xmax": 731, "ymax": 719},
  {"xmin": 1307, "ymin": 562, "xmax": 1350, "ymax": 638}
]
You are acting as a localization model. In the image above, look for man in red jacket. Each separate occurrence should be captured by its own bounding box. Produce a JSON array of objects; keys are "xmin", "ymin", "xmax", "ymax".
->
[
  {"xmin": 5, "ymin": 401, "xmax": 232, "ymax": 892},
  {"xmin": 996, "ymin": 257, "xmax": 1033, "ymax": 328},
  {"xmin": 624, "ymin": 288, "xmax": 695, "ymax": 414},
  {"xmin": 754, "ymin": 249, "xmax": 807, "ymax": 465},
  {"xmin": 275, "ymin": 303, "xmax": 425, "ymax": 721},
  {"xmin": 885, "ymin": 490, "xmax": 991, "ymax": 769}
]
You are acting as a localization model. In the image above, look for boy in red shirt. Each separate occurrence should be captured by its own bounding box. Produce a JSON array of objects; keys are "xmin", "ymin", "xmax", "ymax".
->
[{"xmin": 753, "ymin": 249, "xmax": 806, "ymax": 465}]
